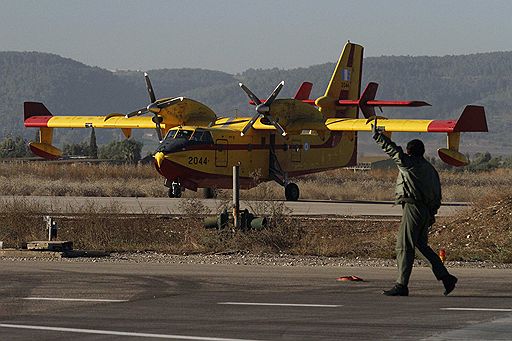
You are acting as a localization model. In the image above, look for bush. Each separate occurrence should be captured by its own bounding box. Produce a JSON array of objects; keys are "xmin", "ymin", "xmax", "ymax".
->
[{"xmin": 99, "ymin": 139, "xmax": 143, "ymax": 163}]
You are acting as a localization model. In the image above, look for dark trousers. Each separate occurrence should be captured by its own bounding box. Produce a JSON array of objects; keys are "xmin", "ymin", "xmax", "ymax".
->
[{"xmin": 396, "ymin": 203, "xmax": 449, "ymax": 286}]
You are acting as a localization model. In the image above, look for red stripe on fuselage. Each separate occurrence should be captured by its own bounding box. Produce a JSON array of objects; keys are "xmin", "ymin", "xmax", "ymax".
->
[
  {"xmin": 156, "ymin": 157, "xmax": 257, "ymax": 190},
  {"xmin": 157, "ymin": 156, "xmax": 348, "ymax": 191},
  {"xmin": 24, "ymin": 116, "xmax": 52, "ymax": 127}
]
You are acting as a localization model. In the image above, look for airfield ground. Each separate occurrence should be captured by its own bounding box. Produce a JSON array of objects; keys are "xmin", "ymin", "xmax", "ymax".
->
[
  {"xmin": 0, "ymin": 191, "xmax": 511, "ymax": 263},
  {"xmin": 1, "ymin": 165, "xmax": 511, "ymax": 340},
  {"xmin": 0, "ymin": 162, "xmax": 511, "ymax": 202},
  {"xmin": 0, "ymin": 162, "xmax": 511, "ymax": 263},
  {"xmin": 2, "ymin": 260, "xmax": 512, "ymax": 340}
]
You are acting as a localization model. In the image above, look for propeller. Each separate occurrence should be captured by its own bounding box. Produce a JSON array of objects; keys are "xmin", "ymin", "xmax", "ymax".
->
[
  {"xmin": 239, "ymin": 81, "xmax": 287, "ymax": 136},
  {"xmin": 125, "ymin": 72, "xmax": 181, "ymax": 142}
]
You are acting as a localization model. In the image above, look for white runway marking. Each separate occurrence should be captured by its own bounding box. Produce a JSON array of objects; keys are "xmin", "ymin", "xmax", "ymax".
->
[
  {"xmin": 441, "ymin": 308, "xmax": 512, "ymax": 312},
  {"xmin": 23, "ymin": 297, "xmax": 128, "ymax": 303},
  {"xmin": 0, "ymin": 324, "xmax": 266, "ymax": 341},
  {"xmin": 219, "ymin": 302, "xmax": 341, "ymax": 308}
]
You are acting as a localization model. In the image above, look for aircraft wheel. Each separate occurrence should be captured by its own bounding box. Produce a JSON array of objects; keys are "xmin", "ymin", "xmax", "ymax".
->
[
  {"xmin": 284, "ymin": 183, "xmax": 299, "ymax": 201},
  {"xmin": 201, "ymin": 187, "xmax": 217, "ymax": 199},
  {"xmin": 168, "ymin": 183, "xmax": 182, "ymax": 198}
]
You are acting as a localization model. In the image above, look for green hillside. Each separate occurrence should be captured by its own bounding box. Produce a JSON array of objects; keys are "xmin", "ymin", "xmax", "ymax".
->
[{"xmin": 1, "ymin": 50, "xmax": 510, "ymax": 154}]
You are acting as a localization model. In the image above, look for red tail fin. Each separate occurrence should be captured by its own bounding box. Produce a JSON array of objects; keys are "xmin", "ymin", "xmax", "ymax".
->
[
  {"xmin": 24, "ymin": 102, "xmax": 53, "ymax": 121},
  {"xmin": 294, "ymin": 82, "xmax": 313, "ymax": 100},
  {"xmin": 359, "ymin": 82, "xmax": 378, "ymax": 118}
]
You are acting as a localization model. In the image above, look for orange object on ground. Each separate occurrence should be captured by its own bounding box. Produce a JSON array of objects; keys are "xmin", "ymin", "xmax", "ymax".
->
[
  {"xmin": 336, "ymin": 275, "xmax": 364, "ymax": 282},
  {"xmin": 439, "ymin": 248, "xmax": 446, "ymax": 263}
]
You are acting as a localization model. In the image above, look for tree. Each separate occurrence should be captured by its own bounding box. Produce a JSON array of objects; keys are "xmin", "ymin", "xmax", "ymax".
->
[
  {"xmin": 89, "ymin": 127, "xmax": 98, "ymax": 158},
  {"xmin": 98, "ymin": 139, "xmax": 143, "ymax": 163},
  {"xmin": 0, "ymin": 136, "xmax": 30, "ymax": 158},
  {"xmin": 63, "ymin": 141, "xmax": 90, "ymax": 156}
]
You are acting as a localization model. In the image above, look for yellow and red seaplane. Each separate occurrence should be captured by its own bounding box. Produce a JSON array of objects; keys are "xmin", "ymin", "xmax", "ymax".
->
[{"xmin": 24, "ymin": 42, "xmax": 488, "ymax": 200}]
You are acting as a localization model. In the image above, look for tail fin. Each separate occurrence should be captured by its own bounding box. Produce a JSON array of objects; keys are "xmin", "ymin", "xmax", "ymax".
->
[
  {"xmin": 316, "ymin": 41, "xmax": 364, "ymax": 118},
  {"xmin": 293, "ymin": 82, "xmax": 313, "ymax": 100},
  {"xmin": 24, "ymin": 102, "xmax": 53, "ymax": 121},
  {"xmin": 359, "ymin": 82, "xmax": 378, "ymax": 119}
]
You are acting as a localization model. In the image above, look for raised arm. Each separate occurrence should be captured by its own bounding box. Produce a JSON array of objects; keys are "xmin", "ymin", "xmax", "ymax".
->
[{"xmin": 373, "ymin": 132, "xmax": 411, "ymax": 168}]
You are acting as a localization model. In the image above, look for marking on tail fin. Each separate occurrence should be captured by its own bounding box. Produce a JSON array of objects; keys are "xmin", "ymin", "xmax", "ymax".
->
[{"xmin": 341, "ymin": 69, "xmax": 351, "ymax": 81}]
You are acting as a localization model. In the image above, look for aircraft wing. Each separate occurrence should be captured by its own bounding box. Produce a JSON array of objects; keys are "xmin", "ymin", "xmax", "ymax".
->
[
  {"xmin": 23, "ymin": 98, "xmax": 217, "ymax": 159},
  {"xmin": 325, "ymin": 105, "xmax": 488, "ymax": 133},
  {"xmin": 24, "ymin": 113, "xmax": 162, "ymax": 129},
  {"xmin": 326, "ymin": 105, "xmax": 488, "ymax": 167},
  {"xmin": 217, "ymin": 99, "xmax": 326, "ymax": 134}
]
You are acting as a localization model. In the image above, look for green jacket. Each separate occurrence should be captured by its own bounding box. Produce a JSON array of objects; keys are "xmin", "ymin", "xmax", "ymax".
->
[{"xmin": 374, "ymin": 134, "xmax": 441, "ymax": 214}]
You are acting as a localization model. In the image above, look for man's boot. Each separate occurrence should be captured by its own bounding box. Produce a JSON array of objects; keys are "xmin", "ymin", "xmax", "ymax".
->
[
  {"xmin": 383, "ymin": 283, "xmax": 409, "ymax": 296},
  {"xmin": 442, "ymin": 274, "xmax": 458, "ymax": 296}
]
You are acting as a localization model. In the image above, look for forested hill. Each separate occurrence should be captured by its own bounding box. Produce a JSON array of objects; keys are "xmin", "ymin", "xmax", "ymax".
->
[{"xmin": 1, "ymin": 50, "xmax": 511, "ymax": 153}]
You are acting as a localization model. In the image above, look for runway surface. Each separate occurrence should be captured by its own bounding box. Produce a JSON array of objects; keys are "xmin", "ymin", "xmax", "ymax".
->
[
  {"xmin": 1, "ymin": 260, "xmax": 511, "ymax": 340},
  {"xmin": 0, "ymin": 195, "xmax": 468, "ymax": 216}
]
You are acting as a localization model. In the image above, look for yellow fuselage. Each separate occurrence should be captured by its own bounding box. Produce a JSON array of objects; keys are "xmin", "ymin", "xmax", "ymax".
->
[{"xmin": 155, "ymin": 124, "xmax": 357, "ymax": 191}]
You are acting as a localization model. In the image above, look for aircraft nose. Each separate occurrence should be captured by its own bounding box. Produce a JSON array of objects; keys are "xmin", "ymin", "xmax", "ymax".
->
[{"xmin": 154, "ymin": 152, "xmax": 165, "ymax": 168}]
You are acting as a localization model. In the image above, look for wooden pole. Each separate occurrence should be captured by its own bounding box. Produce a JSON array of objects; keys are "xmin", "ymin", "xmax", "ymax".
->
[{"xmin": 233, "ymin": 165, "xmax": 240, "ymax": 229}]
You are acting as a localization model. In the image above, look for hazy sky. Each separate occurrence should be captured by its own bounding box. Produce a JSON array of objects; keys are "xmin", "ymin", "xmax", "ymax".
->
[{"xmin": 1, "ymin": 0, "xmax": 511, "ymax": 73}]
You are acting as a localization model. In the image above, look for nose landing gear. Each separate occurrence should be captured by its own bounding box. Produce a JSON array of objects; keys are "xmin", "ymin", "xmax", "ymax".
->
[{"xmin": 166, "ymin": 180, "xmax": 183, "ymax": 198}]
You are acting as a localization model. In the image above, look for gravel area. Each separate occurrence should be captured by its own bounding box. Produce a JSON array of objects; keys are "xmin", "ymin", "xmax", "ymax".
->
[{"xmin": 1, "ymin": 251, "xmax": 511, "ymax": 269}]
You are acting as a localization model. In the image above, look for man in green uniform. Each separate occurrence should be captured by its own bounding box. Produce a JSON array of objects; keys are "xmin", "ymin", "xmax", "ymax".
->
[{"xmin": 373, "ymin": 125, "xmax": 458, "ymax": 296}]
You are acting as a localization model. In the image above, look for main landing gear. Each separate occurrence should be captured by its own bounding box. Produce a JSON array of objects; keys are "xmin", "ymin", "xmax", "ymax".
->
[
  {"xmin": 201, "ymin": 187, "xmax": 217, "ymax": 199},
  {"xmin": 284, "ymin": 182, "xmax": 299, "ymax": 201}
]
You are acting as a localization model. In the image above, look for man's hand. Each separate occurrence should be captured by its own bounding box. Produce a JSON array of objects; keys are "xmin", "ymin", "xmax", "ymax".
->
[{"xmin": 371, "ymin": 116, "xmax": 381, "ymax": 140}]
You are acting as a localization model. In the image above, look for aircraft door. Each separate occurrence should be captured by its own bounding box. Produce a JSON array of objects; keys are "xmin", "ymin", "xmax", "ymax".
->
[
  {"xmin": 291, "ymin": 139, "xmax": 301, "ymax": 162},
  {"xmin": 215, "ymin": 139, "xmax": 228, "ymax": 167}
]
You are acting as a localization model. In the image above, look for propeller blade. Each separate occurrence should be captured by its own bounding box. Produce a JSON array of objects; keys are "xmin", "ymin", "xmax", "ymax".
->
[
  {"xmin": 239, "ymin": 83, "xmax": 261, "ymax": 105},
  {"xmin": 264, "ymin": 81, "xmax": 285, "ymax": 106},
  {"xmin": 156, "ymin": 97, "xmax": 183, "ymax": 109},
  {"xmin": 147, "ymin": 102, "xmax": 161, "ymax": 114},
  {"xmin": 152, "ymin": 115, "xmax": 164, "ymax": 141},
  {"xmin": 268, "ymin": 116, "xmax": 287, "ymax": 136},
  {"xmin": 125, "ymin": 108, "xmax": 148, "ymax": 118},
  {"xmin": 155, "ymin": 126, "xmax": 163, "ymax": 142},
  {"xmin": 240, "ymin": 112, "xmax": 261, "ymax": 136},
  {"xmin": 144, "ymin": 72, "xmax": 157, "ymax": 103}
]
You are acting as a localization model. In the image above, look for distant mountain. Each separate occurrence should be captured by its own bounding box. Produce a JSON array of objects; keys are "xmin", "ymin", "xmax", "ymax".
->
[{"xmin": 1, "ymin": 50, "xmax": 511, "ymax": 154}]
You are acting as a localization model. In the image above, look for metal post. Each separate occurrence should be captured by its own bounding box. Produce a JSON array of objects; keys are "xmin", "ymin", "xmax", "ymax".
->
[
  {"xmin": 233, "ymin": 165, "xmax": 240, "ymax": 229},
  {"xmin": 44, "ymin": 216, "xmax": 57, "ymax": 241}
]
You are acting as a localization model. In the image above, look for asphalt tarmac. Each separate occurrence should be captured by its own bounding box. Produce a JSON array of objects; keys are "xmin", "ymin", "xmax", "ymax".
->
[
  {"xmin": 0, "ymin": 195, "xmax": 467, "ymax": 216},
  {"xmin": 1, "ymin": 261, "xmax": 511, "ymax": 340}
]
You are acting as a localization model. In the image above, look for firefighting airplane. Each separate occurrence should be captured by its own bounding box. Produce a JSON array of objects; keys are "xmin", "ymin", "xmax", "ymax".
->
[{"xmin": 23, "ymin": 41, "xmax": 488, "ymax": 200}]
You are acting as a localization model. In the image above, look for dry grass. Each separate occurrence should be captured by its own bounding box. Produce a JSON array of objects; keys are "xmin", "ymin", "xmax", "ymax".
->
[
  {"xmin": 431, "ymin": 188, "xmax": 512, "ymax": 263},
  {"xmin": 1, "ymin": 161, "xmax": 511, "ymax": 202},
  {"xmin": 0, "ymin": 196, "xmax": 398, "ymax": 256},
  {"xmin": 1, "ymin": 193, "xmax": 511, "ymax": 263}
]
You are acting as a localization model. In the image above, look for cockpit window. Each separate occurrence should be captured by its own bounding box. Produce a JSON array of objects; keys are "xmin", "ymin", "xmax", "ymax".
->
[
  {"xmin": 175, "ymin": 129, "xmax": 193, "ymax": 139},
  {"xmin": 164, "ymin": 130, "xmax": 177, "ymax": 140},
  {"xmin": 190, "ymin": 129, "xmax": 213, "ymax": 144},
  {"xmin": 163, "ymin": 128, "xmax": 213, "ymax": 144}
]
